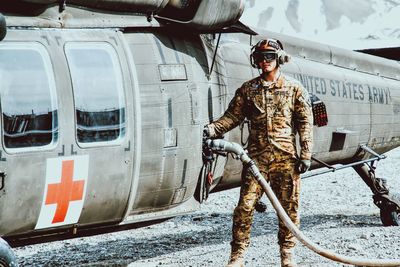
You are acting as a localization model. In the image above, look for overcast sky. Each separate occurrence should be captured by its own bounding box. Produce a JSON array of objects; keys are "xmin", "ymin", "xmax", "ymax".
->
[{"xmin": 241, "ymin": 0, "xmax": 400, "ymax": 50}]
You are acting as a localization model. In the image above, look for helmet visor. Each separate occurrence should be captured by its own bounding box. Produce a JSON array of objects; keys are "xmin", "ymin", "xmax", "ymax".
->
[{"xmin": 254, "ymin": 51, "xmax": 277, "ymax": 63}]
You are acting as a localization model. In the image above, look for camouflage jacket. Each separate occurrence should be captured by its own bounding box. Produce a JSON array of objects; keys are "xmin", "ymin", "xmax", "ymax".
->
[{"xmin": 209, "ymin": 75, "xmax": 313, "ymax": 160}]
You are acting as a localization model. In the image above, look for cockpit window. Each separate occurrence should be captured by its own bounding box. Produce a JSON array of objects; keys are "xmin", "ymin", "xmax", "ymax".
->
[
  {"xmin": 65, "ymin": 42, "xmax": 126, "ymax": 145},
  {"xmin": 0, "ymin": 43, "xmax": 58, "ymax": 150}
]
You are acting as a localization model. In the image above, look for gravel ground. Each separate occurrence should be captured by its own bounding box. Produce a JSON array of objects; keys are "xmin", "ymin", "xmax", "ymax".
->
[{"xmin": 14, "ymin": 148, "xmax": 400, "ymax": 267}]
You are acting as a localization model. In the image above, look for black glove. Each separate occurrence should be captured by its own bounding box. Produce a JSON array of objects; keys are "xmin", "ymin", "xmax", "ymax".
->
[{"xmin": 296, "ymin": 159, "xmax": 311, "ymax": 174}]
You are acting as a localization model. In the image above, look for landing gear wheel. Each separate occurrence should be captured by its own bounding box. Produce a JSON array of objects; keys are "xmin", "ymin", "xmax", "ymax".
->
[
  {"xmin": 380, "ymin": 208, "xmax": 400, "ymax": 226},
  {"xmin": 0, "ymin": 238, "xmax": 17, "ymax": 267}
]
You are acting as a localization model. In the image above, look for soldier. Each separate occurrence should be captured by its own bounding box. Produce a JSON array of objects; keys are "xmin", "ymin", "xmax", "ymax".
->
[{"xmin": 204, "ymin": 39, "xmax": 313, "ymax": 267}]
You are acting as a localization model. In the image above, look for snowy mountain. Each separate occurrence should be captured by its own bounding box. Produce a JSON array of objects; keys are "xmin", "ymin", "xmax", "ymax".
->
[{"xmin": 241, "ymin": 0, "xmax": 400, "ymax": 49}]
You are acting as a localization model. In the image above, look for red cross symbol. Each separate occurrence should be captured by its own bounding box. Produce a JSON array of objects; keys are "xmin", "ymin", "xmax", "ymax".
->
[{"xmin": 45, "ymin": 160, "xmax": 85, "ymax": 224}]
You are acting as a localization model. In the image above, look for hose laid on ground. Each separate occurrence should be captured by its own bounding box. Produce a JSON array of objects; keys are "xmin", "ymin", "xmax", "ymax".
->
[{"xmin": 205, "ymin": 139, "xmax": 400, "ymax": 267}]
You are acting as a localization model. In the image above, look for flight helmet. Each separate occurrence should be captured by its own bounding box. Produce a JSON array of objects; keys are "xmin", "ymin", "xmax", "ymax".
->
[{"xmin": 250, "ymin": 38, "xmax": 290, "ymax": 68}]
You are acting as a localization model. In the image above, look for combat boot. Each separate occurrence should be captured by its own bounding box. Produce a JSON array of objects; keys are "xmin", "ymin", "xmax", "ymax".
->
[
  {"xmin": 226, "ymin": 246, "xmax": 245, "ymax": 267},
  {"xmin": 280, "ymin": 248, "xmax": 298, "ymax": 267},
  {"xmin": 226, "ymin": 257, "xmax": 244, "ymax": 267}
]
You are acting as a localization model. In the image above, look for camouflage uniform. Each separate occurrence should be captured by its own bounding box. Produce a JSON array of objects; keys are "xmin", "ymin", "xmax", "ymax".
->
[{"xmin": 208, "ymin": 74, "xmax": 313, "ymax": 260}]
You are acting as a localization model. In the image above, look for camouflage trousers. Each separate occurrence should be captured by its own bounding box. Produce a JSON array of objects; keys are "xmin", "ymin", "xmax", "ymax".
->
[{"xmin": 230, "ymin": 151, "xmax": 301, "ymax": 257}]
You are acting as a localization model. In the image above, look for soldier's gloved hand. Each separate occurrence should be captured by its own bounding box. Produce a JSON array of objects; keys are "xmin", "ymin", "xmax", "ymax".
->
[
  {"xmin": 296, "ymin": 159, "xmax": 311, "ymax": 174},
  {"xmin": 203, "ymin": 125, "xmax": 211, "ymax": 140}
]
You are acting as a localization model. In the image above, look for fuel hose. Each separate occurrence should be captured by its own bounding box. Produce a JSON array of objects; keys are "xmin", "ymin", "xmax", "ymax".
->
[{"xmin": 205, "ymin": 139, "xmax": 400, "ymax": 267}]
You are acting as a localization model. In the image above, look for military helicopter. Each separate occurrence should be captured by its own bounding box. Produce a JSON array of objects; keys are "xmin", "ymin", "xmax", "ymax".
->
[{"xmin": 0, "ymin": 0, "xmax": 399, "ymax": 265}]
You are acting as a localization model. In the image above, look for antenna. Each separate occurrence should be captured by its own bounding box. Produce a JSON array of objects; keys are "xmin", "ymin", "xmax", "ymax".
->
[{"xmin": 208, "ymin": 33, "xmax": 222, "ymax": 79}]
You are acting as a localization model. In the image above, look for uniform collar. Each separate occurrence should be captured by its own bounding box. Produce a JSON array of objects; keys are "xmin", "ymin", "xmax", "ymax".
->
[{"xmin": 259, "ymin": 73, "xmax": 284, "ymax": 89}]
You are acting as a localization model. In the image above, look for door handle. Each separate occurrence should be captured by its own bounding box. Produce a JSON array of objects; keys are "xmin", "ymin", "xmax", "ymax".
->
[{"xmin": 0, "ymin": 172, "xmax": 6, "ymax": 190}]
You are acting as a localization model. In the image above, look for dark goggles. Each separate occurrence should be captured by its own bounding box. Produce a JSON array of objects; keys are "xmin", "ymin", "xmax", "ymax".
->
[{"xmin": 253, "ymin": 51, "xmax": 277, "ymax": 63}]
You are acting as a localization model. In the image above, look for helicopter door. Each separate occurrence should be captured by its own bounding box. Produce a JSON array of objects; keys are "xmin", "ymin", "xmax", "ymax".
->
[
  {"xmin": 63, "ymin": 40, "xmax": 133, "ymax": 225},
  {"xmin": 0, "ymin": 41, "xmax": 61, "ymax": 234}
]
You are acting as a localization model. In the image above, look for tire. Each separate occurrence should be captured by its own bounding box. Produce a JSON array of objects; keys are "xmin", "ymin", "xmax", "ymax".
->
[
  {"xmin": 380, "ymin": 208, "xmax": 400, "ymax": 226},
  {"xmin": 0, "ymin": 238, "xmax": 17, "ymax": 267},
  {"xmin": 0, "ymin": 13, "xmax": 6, "ymax": 41}
]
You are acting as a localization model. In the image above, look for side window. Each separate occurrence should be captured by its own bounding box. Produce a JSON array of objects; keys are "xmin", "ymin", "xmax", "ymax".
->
[
  {"xmin": 0, "ymin": 43, "xmax": 58, "ymax": 150},
  {"xmin": 65, "ymin": 42, "xmax": 126, "ymax": 145}
]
